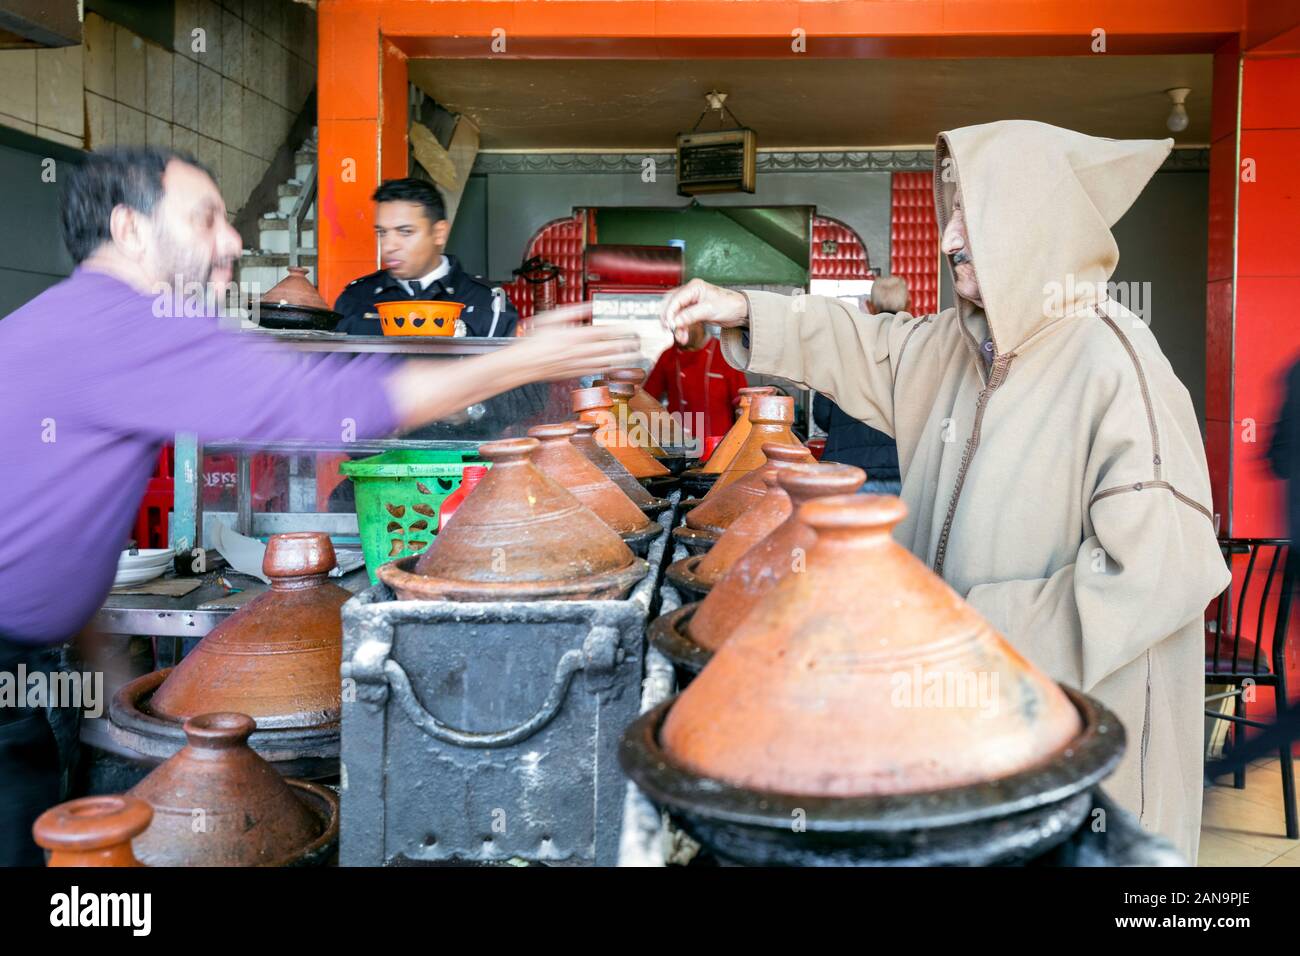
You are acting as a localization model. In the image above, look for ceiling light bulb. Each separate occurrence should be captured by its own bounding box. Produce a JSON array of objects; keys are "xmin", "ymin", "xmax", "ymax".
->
[{"xmin": 1165, "ymin": 88, "xmax": 1191, "ymax": 133}]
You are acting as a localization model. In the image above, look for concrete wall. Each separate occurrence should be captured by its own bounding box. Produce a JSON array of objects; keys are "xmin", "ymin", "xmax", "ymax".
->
[{"xmin": 0, "ymin": 2, "xmax": 316, "ymax": 219}]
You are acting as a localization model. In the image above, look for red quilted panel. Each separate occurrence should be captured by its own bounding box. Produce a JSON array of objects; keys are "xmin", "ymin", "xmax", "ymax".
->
[
  {"xmin": 890, "ymin": 172, "xmax": 939, "ymax": 316},
  {"xmin": 500, "ymin": 212, "xmax": 588, "ymax": 321},
  {"xmin": 810, "ymin": 215, "xmax": 871, "ymax": 280}
]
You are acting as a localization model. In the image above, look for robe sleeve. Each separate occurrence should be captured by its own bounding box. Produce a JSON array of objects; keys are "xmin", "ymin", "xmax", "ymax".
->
[{"xmin": 718, "ymin": 290, "xmax": 922, "ymax": 438}]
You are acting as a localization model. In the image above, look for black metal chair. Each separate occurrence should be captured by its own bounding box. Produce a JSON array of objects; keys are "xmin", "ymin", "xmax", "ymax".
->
[{"xmin": 1204, "ymin": 538, "xmax": 1298, "ymax": 838}]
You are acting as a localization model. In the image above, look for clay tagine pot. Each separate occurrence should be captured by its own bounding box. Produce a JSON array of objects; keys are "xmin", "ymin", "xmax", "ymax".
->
[
  {"xmin": 706, "ymin": 393, "xmax": 804, "ymax": 493},
  {"xmin": 605, "ymin": 379, "xmax": 667, "ymax": 457},
  {"xmin": 127, "ymin": 712, "xmax": 338, "ymax": 867},
  {"xmin": 149, "ymin": 532, "xmax": 346, "ymax": 726},
  {"xmin": 607, "ymin": 368, "xmax": 676, "ymax": 448},
  {"xmin": 677, "ymin": 442, "xmax": 813, "ymax": 553},
  {"xmin": 691, "ymin": 385, "xmax": 776, "ymax": 477},
  {"xmin": 527, "ymin": 422, "xmax": 660, "ymax": 554},
  {"xmin": 570, "ymin": 421, "xmax": 670, "ymax": 517},
  {"xmin": 258, "ymin": 266, "xmax": 342, "ymax": 331},
  {"xmin": 687, "ymin": 463, "xmax": 866, "ymax": 652},
  {"xmin": 33, "ymin": 795, "xmax": 153, "ymax": 867},
  {"xmin": 666, "ymin": 455, "xmax": 812, "ymax": 599},
  {"xmin": 378, "ymin": 437, "xmax": 647, "ymax": 602},
  {"xmin": 109, "ymin": 532, "xmax": 346, "ymax": 776},
  {"xmin": 661, "ymin": 494, "xmax": 1083, "ymax": 797},
  {"xmin": 571, "ymin": 385, "xmax": 669, "ymax": 480}
]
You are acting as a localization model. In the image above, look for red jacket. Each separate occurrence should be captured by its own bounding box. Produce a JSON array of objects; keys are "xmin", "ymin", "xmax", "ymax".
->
[{"xmin": 644, "ymin": 338, "xmax": 749, "ymax": 441}]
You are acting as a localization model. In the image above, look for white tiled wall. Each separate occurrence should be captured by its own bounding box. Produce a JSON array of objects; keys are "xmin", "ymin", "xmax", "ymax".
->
[{"xmin": 0, "ymin": 1, "xmax": 316, "ymax": 218}]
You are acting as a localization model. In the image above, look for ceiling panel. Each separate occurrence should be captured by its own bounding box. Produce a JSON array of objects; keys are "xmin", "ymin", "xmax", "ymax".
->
[{"xmin": 409, "ymin": 55, "xmax": 1213, "ymax": 150}]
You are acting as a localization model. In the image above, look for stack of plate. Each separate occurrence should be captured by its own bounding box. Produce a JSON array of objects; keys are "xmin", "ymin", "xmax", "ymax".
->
[{"xmin": 113, "ymin": 548, "xmax": 174, "ymax": 588}]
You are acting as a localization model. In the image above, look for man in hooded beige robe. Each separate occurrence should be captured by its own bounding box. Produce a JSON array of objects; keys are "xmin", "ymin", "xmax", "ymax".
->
[{"xmin": 661, "ymin": 120, "xmax": 1231, "ymax": 862}]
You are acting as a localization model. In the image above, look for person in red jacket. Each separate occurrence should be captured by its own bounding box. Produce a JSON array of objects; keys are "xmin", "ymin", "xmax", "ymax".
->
[{"xmin": 644, "ymin": 322, "xmax": 749, "ymax": 449}]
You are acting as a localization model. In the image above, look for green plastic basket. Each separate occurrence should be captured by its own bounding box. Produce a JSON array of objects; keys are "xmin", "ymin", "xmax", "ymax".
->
[{"xmin": 339, "ymin": 448, "xmax": 486, "ymax": 584}]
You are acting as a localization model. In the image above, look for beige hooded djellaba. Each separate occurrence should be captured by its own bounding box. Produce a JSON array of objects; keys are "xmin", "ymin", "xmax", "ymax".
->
[{"xmin": 718, "ymin": 120, "xmax": 1231, "ymax": 862}]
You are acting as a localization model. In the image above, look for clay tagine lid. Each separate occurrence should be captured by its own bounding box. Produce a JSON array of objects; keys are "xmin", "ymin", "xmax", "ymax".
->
[
  {"xmin": 571, "ymin": 385, "xmax": 669, "ymax": 479},
  {"xmin": 149, "ymin": 533, "xmax": 346, "ymax": 728},
  {"xmin": 128, "ymin": 713, "xmax": 333, "ymax": 866},
  {"xmin": 709, "ymin": 394, "xmax": 803, "ymax": 492},
  {"xmin": 380, "ymin": 437, "xmax": 646, "ymax": 601},
  {"xmin": 527, "ymin": 423, "xmax": 657, "ymax": 537},
  {"xmin": 690, "ymin": 462, "xmax": 865, "ymax": 651},
  {"xmin": 262, "ymin": 266, "xmax": 331, "ymax": 311},
  {"xmin": 33, "ymin": 795, "xmax": 153, "ymax": 867},
  {"xmin": 697, "ymin": 386, "xmax": 776, "ymax": 475},
  {"xmin": 570, "ymin": 421, "xmax": 663, "ymax": 508},
  {"xmin": 686, "ymin": 442, "xmax": 813, "ymax": 536},
  {"xmin": 661, "ymin": 495, "xmax": 1083, "ymax": 796},
  {"xmin": 689, "ymin": 466, "xmax": 794, "ymax": 588},
  {"xmin": 607, "ymin": 368, "xmax": 673, "ymax": 450}
]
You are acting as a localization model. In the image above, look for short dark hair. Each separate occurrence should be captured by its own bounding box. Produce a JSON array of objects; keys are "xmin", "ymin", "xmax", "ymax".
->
[
  {"xmin": 372, "ymin": 177, "xmax": 446, "ymax": 224},
  {"xmin": 61, "ymin": 146, "xmax": 215, "ymax": 263}
]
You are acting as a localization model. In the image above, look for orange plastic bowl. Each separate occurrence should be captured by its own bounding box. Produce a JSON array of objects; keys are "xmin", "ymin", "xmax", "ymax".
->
[{"xmin": 376, "ymin": 300, "xmax": 464, "ymax": 336}]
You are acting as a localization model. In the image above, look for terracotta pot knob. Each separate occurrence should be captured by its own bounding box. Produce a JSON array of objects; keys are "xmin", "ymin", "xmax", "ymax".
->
[
  {"xmin": 608, "ymin": 368, "xmax": 647, "ymax": 385},
  {"xmin": 737, "ymin": 386, "xmax": 776, "ymax": 398},
  {"xmin": 528, "ymin": 422, "xmax": 579, "ymax": 443},
  {"xmin": 761, "ymin": 441, "xmax": 811, "ymax": 464},
  {"xmin": 606, "ymin": 382, "xmax": 636, "ymax": 399},
  {"xmin": 573, "ymin": 421, "xmax": 599, "ymax": 436},
  {"xmin": 477, "ymin": 437, "xmax": 540, "ymax": 464},
  {"xmin": 570, "ymin": 385, "xmax": 613, "ymax": 413},
  {"xmin": 182, "ymin": 712, "xmax": 257, "ymax": 750},
  {"xmin": 34, "ymin": 795, "xmax": 153, "ymax": 856},
  {"xmin": 778, "ymin": 463, "xmax": 867, "ymax": 503},
  {"xmin": 749, "ymin": 395, "xmax": 794, "ymax": 424},
  {"xmin": 798, "ymin": 493, "xmax": 908, "ymax": 537},
  {"xmin": 263, "ymin": 531, "xmax": 336, "ymax": 581}
]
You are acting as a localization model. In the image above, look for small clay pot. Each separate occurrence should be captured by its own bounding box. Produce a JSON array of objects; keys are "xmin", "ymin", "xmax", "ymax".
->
[
  {"xmin": 33, "ymin": 795, "xmax": 153, "ymax": 867},
  {"xmin": 149, "ymin": 532, "xmax": 346, "ymax": 728},
  {"xmin": 661, "ymin": 494, "xmax": 1083, "ymax": 797},
  {"xmin": 571, "ymin": 385, "xmax": 669, "ymax": 479},
  {"xmin": 527, "ymin": 422, "xmax": 659, "ymax": 542},
  {"xmin": 380, "ymin": 437, "xmax": 646, "ymax": 601},
  {"xmin": 128, "ymin": 713, "xmax": 338, "ymax": 867}
]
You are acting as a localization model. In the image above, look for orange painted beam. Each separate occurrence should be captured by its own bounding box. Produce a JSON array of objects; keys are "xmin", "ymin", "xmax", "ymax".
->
[{"xmin": 315, "ymin": 0, "xmax": 1251, "ymax": 302}]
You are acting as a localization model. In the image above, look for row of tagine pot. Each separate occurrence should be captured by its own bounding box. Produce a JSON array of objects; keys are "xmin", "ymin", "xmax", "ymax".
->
[{"xmin": 624, "ymin": 428, "xmax": 1133, "ymax": 866}]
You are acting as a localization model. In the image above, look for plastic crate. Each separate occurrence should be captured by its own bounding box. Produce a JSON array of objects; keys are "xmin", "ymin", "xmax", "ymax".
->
[{"xmin": 339, "ymin": 448, "xmax": 485, "ymax": 584}]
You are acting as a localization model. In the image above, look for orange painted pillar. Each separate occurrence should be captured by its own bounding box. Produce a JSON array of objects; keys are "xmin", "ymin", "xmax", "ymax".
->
[{"xmin": 317, "ymin": 2, "xmax": 409, "ymax": 306}]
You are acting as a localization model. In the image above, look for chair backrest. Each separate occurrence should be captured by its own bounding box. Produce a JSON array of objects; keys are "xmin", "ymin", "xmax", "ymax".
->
[{"xmin": 1210, "ymin": 538, "xmax": 1295, "ymax": 677}]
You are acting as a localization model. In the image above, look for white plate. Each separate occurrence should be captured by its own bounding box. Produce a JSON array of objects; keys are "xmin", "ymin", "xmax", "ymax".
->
[{"xmin": 113, "ymin": 548, "xmax": 174, "ymax": 588}]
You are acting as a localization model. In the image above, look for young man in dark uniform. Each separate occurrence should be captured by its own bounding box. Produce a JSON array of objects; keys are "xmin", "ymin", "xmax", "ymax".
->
[{"xmin": 334, "ymin": 177, "xmax": 518, "ymax": 337}]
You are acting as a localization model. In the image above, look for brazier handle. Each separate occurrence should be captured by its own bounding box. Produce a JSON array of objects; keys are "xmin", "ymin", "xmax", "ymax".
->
[{"xmin": 380, "ymin": 626, "xmax": 621, "ymax": 748}]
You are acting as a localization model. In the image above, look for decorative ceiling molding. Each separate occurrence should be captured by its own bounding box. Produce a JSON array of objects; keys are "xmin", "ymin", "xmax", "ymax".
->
[{"xmin": 472, "ymin": 147, "xmax": 1209, "ymax": 175}]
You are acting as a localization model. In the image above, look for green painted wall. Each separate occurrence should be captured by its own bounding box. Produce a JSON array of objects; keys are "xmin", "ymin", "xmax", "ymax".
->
[{"xmin": 594, "ymin": 205, "xmax": 809, "ymax": 286}]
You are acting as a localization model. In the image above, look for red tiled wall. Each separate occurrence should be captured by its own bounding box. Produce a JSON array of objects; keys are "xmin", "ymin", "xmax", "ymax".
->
[
  {"xmin": 890, "ymin": 172, "xmax": 939, "ymax": 315},
  {"xmin": 500, "ymin": 213, "xmax": 588, "ymax": 322},
  {"xmin": 810, "ymin": 215, "xmax": 871, "ymax": 279}
]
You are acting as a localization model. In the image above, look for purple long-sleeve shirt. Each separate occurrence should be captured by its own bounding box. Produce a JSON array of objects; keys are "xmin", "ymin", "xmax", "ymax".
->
[{"xmin": 0, "ymin": 268, "xmax": 401, "ymax": 645}]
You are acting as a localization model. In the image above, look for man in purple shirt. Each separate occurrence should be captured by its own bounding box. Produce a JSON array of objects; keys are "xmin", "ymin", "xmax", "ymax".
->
[{"xmin": 0, "ymin": 147, "xmax": 639, "ymax": 864}]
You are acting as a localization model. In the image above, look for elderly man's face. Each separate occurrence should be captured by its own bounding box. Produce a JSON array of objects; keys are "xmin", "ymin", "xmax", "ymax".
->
[
  {"xmin": 941, "ymin": 188, "xmax": 982, "ymax": 306},
  {"xmin": 147, "ymin": 160, "xmax": 242, "ymax": 290}
]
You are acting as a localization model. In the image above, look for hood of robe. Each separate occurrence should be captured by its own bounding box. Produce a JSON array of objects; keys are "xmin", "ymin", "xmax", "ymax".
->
[{"xmin": 934, "ymin": 120, "xmax": 1172, "ymax": 356}]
